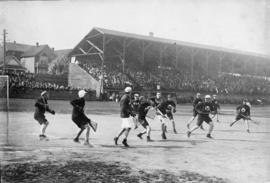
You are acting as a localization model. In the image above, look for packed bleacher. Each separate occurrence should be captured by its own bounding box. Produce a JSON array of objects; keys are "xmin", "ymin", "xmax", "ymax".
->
[
  {"xmin": 75, "ymin": 60, "xmax": 270, "ymax": 95},
  {"xmin": 1, "ymin": 70, "xmax": 77, "ymax": 91}
]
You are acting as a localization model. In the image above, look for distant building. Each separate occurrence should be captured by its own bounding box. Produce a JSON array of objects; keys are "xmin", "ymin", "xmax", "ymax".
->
[{"xmin": 4, "ymin": 42, "xmax": 55, "ymax": 74}]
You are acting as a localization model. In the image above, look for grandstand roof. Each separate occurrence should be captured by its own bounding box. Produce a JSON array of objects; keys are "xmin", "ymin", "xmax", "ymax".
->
[{"xmin": 93, "ymin": 27, "xmax": 269, "ymax": 59}]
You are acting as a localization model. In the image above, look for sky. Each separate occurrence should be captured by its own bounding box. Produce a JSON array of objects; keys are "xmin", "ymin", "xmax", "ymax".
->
[{"xmin": 0, "ymin": 0, "xmax": 269, "ymax": 55}]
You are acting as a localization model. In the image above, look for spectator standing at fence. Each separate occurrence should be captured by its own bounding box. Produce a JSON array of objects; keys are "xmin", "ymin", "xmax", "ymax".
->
[{"xmin": 34, "ymin": 91, "xmax": 55, "ymax": 141}]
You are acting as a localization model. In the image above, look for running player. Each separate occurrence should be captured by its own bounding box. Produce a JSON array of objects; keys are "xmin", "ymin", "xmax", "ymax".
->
[
  {"xmin": 70, "ymin": 90, "xmax": 93, "ymax": 146},
  {"xmin": 186, "ymin": 93, "xmax": 203, "ymax": 129},
  {"xmin": 154, "ymin": 92, "xmax": 163, "ymax": 107},
  {"xmin": 131, "ymin": 93, "xmax": 140, "ymax": 129},
  {"xmin": 34, "ymin": 91, "xmax": 55, "ymax": 141},
  {"xmin": 136, "ymin": 96, "xmax": 155, "ymax": 142},
  {"xmin": 154, "ymin": 98, "xmax": 175, "ymax": 140},
  {"xmin": 230, "ymin": 99, "xmax": 251, "ymax": 133},
  {"xmin": 212, "ymin": 95, "xmax": 221, "ymax": 122},
  {"xmin": 114, "ymin": 87, "xmax": 135, "ymax": 147},
  {"xmin": 187, "ymin": 95, "xmax": 215, "ymax": 139},
  {"xmin": 166, "ymin": 94, "xmax": 177, "ymax": 134}
]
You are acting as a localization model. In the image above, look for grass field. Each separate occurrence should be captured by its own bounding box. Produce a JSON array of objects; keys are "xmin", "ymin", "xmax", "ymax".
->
[{"xmin": 0, "ymin": 99, "xmax": 270, "ymax": 183}]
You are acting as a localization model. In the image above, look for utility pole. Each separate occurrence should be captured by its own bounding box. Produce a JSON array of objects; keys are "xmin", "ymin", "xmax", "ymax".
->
[{"xmin": 3, "ymin": 29, "xmax": 7, "ymax": 71}]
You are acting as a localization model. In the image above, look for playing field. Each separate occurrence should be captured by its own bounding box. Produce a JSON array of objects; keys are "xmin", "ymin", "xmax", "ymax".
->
[{"xmin": 1, "ymin": 99, "xmax": 270, "ymax": 183}]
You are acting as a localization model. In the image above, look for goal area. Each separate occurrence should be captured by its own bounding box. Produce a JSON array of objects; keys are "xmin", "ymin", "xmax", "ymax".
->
[{"xmin": 0, "ymin": 75, "xmax": 9, "ymax": 145}]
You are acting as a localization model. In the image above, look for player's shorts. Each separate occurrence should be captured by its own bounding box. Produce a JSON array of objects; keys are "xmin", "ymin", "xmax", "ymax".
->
[
  {"xmin": 138, "ymin": 118, "xmax": 149, "ymax": 128},
  {"xmin": 121, "ymin": 117, "xmax": 133, "ymax": 129},
  {"xmin": 34, "ymin": 113, "xmax": 48, "ymax": 125},
  {"xmin": 166, "ymin": 112, "xmax": 173, "ymax": 120},
  {"xmin": 72, "ymin": 114, "xmax": 91, "ymax": 129},
  {"xmin": 235, "ymin": 114, "xmax": 248, "ymax": 121},
  {"xmin": 196, "ymin": 115, "xmax": 212, "ymax": 126},
  {"xmin": 156, "ymin": 114, "xmax": 167, "ymax": 125},
  {"xmin": 192, "ymin": 109, "xmax": 198, "ymax": 117}
]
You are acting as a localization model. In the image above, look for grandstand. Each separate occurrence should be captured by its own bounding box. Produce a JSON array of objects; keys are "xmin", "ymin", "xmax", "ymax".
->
[
  {"xmin": 1, "ymin": 27, "xmax": 270, "ymax": 103},
  {"xmin": 67, "ymin": 27, "xmax": 270, "ymax": 101}
]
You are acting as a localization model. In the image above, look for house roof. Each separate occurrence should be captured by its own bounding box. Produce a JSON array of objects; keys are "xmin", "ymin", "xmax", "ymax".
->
[
  {"xmin": 0, "ymin": 55, "xmax": 26, "ymax": 70},
  {"xmin": 6, "ymin": 42, "xmax": 32, "ymax": 52},
  {"xmin": 21, "ymin": 45, "xmax": 50, "ymax": 57},
  {"xmin": 54, "ymin": 49, "xmax": 72, "ymax": 57},
  {"xmin": 93, "ymin": 27, "xmax": 269, "ymax": 59}
]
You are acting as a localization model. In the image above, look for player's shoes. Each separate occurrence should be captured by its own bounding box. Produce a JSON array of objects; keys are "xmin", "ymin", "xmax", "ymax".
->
[
  {"xmin": 146, "ymin": 136, "xmax": 153, "ymax": 142},
  {"xmin": 39, "ymin": 134, "xmax": 49, "ymax": 141},
  {"xmin": 73, "ymin": 138, "xmax": 80, "ymax": 143},
  {"xmin": 161, "ymin": 133, "xmax": 167, "ymax": 140},
  {"xmin": 206, "ymin": 134, "xmax": 213, "ymax": 139},
  {"xmin": 173, "ymin": 129, "xmax": 178, "ymax": 134},
  {"xmin": 114, "ymin": 137, "xmax": 118, "ymax": 145},
  {"xmin": 122, "ymin": 139, "xmax": 129, "ymax": 147},
  {"xmin": 83, "ymin": 141, "xmax": 93, "ymax": 147},
  {"xmin": 186, "ymin": 124, "xmax": 190, "ymax": 129},
  {"xmin": 137, "ymin": 133, "xmax": 143, "ymax": 140},
  {"xmin": 187, "ymin": 131, "xmax": 191, "ymax": 138},
  {"xmin": 246, "ymin": 129, "xmax": 250, "ymax": 133}
]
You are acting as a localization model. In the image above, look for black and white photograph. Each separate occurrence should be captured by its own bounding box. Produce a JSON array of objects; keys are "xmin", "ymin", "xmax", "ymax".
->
[{"xmin": 0, "ymin": 0, "xmax": 270, "ymax": 182}]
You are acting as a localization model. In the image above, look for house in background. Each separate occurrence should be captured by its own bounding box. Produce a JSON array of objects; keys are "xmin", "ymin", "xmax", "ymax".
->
[
  {"xmin": 0, "ymin": 51, "xmax": 26, "ymax": 72},
  {"xmin": 6, "ymin": 42, "xmax": 32, "ymax": 60},
  {"xmin": 3, "ymin": 42, "xmax": 54, "ymax": 74},
  {"xmin": 20, "ymin": 43, "xmax": 54, "ymax": 74},
  {"xmin": 49, "ymin": 49, "xmax": 71, "ymax": 75}
]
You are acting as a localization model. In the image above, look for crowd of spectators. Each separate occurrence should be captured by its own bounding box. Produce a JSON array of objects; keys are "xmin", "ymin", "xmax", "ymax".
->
[
  {"xmin": 76, "ymin": 60, "xmax": 270, "ymax": 95},
  {"xmin": 3, "ymin": 60, "xmax": 269, "ymax": 98},
  {"xmin": 0, "ymin": 70, "xmax": 77, "ymax": 91}
]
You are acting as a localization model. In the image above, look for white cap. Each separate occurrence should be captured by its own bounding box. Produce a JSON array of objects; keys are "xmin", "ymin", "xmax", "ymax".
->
[
  {"xmin": 124, "ymin": 87, "xmax": 132, "ymax": 93},
  {"xmin": 78, "ymin": 90, "xmax": 87, "ymax": 98},
  {"xmin": 41, "ymin": 91, "xmax": 47, "ymax": 96},
  {"xmin": 205, "ymin": 95, "xmax": 211, "ymax": 99}
]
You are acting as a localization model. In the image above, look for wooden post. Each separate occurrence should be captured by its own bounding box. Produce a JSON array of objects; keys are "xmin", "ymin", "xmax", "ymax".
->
[{"xmin": 122, "ymin": 39, "xmax": 126, "ymax": 74}]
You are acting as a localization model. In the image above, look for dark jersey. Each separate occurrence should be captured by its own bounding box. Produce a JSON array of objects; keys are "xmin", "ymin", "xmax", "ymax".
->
[
  {"xmin": 166, "ymin": 100, "xmax": 176, "ymax": 113},
  {"xmin": 131, "ymin": 99, "xmax": 140, "ymax": 114},
  {"xmin": 35, "ymin": 97, "xmax": 53, "ymax": 115},
  {"xmin": 195, "ymin": 102, "xmax": 214, "ymax": 117},
  {"xmin": 154, "ymin": 97, "xmax": 163, "ymax": 108},
  {"xmin": 70, "ymin": 98, "xmax": 85, "ymax": 117},
  {"xmin": 193, "ymin": 98, "xmax": 203, "ymax": 108},
  {"xmin": 212, "ymin": 99, "xmax": 220, "ymax": 111},
  {"xmin": 236, "ymin": 104, "xmax": 250, "ymax": 116},
  {"xmin": 120, "ymin": 94, "xmax": 133, "ymax": 118},
  {"xmin": 157, "ymin": 101, "xmax": 173, "ymax": 115},
  {"xmin": 138, "ymin": 101, "xmax": 151, "ymax": 119}
]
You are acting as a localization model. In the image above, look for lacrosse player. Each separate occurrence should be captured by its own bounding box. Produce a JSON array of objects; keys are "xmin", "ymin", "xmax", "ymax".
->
[
  {"xmin": 187, "ymin": 93, "xmax": 203, "ymax": 129},
  {"xmin": 166, "ymin": 94, "xmax": 177, "ymax": 134},
  {"xmin": 131, "ymin": 93, "xmax": 140, "ymax": 129},
  {"xmin": 114, "ymin": 87, "xmax": 135, "ymax": 147},
  {"xmin": 136, "ymin": 96, "xmax": 155, "ymax": 142},
  {"xmin": 211, "ymin": 95, "xmax": 221, "ymax": 122},
  {"xmin": 230, "ymin": 99, "xmax": 251, "ymax": 133},
  {"xmin": 187, "ymin": 95, "xmax": 215, "ymax": 139},
  {"xmin": 70, "ymin": 90, "xmax": 94, "ymax": 146},
  {"xmin": 34, "ymin": 91, "xmax": 55, "ymax": 141}
]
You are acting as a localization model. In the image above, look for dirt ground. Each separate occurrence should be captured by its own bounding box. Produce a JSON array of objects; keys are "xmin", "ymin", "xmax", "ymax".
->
[{"xmin": 0, "ymin": 99, "xmax": 270, "ymax": 183}]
